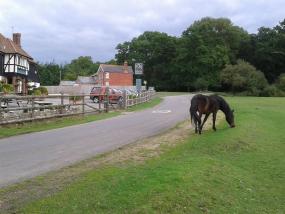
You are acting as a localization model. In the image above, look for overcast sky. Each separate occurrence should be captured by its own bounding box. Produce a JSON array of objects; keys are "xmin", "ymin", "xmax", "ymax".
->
[{"xmin": 0, "ymin": 0, "xmax": 284, "ymax": 63}]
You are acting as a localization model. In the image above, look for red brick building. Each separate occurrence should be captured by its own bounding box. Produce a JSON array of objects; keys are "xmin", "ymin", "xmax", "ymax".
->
[{"xmin": 96, "ymin": 61, "xmax": 133, "ymax": 86}]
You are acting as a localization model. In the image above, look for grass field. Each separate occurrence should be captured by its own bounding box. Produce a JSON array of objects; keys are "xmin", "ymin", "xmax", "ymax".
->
[{"xmin": 1, "ymin": 96, "xmax": 284, "ymax": 213}]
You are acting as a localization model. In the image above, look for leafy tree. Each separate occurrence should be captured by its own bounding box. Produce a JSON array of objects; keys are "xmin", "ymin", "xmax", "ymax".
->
[
  {"xmin": 37, "ymin": 63, "xmax": 62, "ymax": 86},
  {"xmin": 115, "ymin": 31, "xmax": 178, "ymax": 90},
  {"xmin": 276, "ymin": 73, "xmax": 285, "ymax": 91},
  {"xmin": 239, "ymin": 19, "xmax": 285, "ymax": 83},
  {"xmin": 194, "ymin": 78, "xmax": 209, "ymax": 91},
  {"xmin": 115, "ymin": 42, "xmax": 130, "ymax": 65},
  {"xmin": 63, "ymin": 56, "xmax": 99, "ymax": 80},
  {"xmin": 177, "ymin": 17, "xmax": 249, "ymax": 91}
]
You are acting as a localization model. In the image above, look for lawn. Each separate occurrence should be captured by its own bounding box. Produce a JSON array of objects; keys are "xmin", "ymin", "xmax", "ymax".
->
[{"xmin": 18, "ymin": 96, "xmax": 284, "ymax": 213}]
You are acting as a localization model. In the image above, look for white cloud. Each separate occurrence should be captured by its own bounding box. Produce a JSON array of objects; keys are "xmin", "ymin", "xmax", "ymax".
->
[{"xmin": 0, "ymin": 0, "xmax": 284, "ymax": 63}]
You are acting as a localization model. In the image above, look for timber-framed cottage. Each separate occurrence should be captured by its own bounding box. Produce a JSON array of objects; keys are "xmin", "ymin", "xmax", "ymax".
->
[{"xmin": 0, "ymin": 33, "xmax": 39, "ymax": 94}]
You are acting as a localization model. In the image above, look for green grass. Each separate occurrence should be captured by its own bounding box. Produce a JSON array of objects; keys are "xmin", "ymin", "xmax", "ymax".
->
[
  {"xmin": 20, "ymin": 97, "xmax": 285, "ymax": 213},
  {"xmin": 0, "ymin": 96, "xmax": 163, "ymax": 139},
  {"xmin": 127, "ymin": 97, "xmax": 162, "ymax": 111},
  {"xmin": 0, "ymin": 112, "xmax": 121, "ymax": 139},
  {"xmin": 156, "ymin": 91, "xmax": 190, "ymax": 97}
]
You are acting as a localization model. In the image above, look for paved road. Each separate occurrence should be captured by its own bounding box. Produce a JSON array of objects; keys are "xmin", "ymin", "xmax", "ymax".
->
[{"xmin": 0, "ymin": 95, "xmax": 191, "ymax": 187}]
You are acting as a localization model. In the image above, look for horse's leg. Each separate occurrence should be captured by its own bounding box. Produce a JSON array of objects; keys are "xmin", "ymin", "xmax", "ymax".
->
[
  {"xmin": 194, "ymin": 118, "xmax": 198, "ymax": 133},
  {"xmin": 212, "ymin": 111, "xmax": 217, "ymax": 131},
  {"xmin": 200, "ymin": 113, "xmax": 210, "ymax": 131},
  {"xmin": 197, "ymin": 112, "xmax": 203, "ymax": 134}
]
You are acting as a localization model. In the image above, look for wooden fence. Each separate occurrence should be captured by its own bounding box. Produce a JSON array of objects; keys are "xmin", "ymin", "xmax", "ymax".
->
[
  {"xmin": 0, "ymin": 90, "xmax": 155, "ymax": 125},
  {"xmin": 123, "ymin": 90, "xmax": 156, "ymax": 108}
]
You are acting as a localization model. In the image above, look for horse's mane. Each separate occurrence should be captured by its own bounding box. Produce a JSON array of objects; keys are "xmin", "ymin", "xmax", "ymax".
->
[{"xmin": 210, "ymin": 95, "xmax": 231, "ymax": 115}]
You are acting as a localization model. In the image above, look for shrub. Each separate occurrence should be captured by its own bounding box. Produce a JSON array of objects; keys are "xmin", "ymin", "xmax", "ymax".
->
[
  {"xmin": 260, "ymin": 85, "xmax": 285, "ymax": 97},
  {"xmin": 37, "ymin": 86, "xmax": 48, "ymax": 95},
  {"xmin": 32, "ymin": 89, "xmax": 42, "ymax": 96},
  {"xmin": 2, "ymin": 84, "xmax": 14, "ymax": 93},
  {"xmin": 69, "ymin": 95, "xmax": 81, "ymax": 101},
  {"xmin": 0, "ymin": 82, "xmax": 3, "ymax": 92},
  {"xmin": 246, "ymin": 87, "xmax": 262, "ymax": 96},
  {"xmin": 220, "ymin": 60, "xmax": 268, "ymax": 93}
]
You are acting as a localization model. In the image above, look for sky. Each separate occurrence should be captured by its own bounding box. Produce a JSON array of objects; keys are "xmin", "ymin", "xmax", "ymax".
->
[{"xmin": 0, "ymin": 0, "xmax": 284, "ymax": 63}]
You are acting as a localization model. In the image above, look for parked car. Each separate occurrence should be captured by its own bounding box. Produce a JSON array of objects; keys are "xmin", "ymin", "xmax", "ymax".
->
[{"xmin": 90, "ymin": 86, "xmax": 123, "ymax": 103}]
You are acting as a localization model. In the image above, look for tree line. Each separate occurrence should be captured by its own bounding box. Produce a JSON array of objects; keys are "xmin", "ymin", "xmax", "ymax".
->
[{"xmin": 38, "ymin": 17, "xmax": 285, "ymax": 96}]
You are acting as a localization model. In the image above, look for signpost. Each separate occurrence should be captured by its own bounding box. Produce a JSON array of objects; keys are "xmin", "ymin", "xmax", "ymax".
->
[
  {"xmin": 135, "ymin": 63, "xmax": 143, "ymax": 75},
  {"xmin": 134, "ymin": 63, "xmax": 143, "ymax": 92},
  {"xmin": 136, "ymin": 79, "xmax": 142, "ymax": 92}
]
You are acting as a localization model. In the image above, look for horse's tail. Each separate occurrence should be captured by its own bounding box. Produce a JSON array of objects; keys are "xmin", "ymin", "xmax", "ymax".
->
[
  {"xmin": 189, "ymin": 94, "xmax": 201, "ymax": 125},
  {"xmin": 190, "ymin": 99, "xmax": 198, "ymax": 125}
]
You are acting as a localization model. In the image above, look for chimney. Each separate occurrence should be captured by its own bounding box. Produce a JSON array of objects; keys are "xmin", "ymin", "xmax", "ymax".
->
[
  {"xmin": 13, "ymin": 33, "xmax": 21, "ymax": 47},
  {"xmin": 123, "ymin": 61, "xmax": 128, "ymax": 73}
]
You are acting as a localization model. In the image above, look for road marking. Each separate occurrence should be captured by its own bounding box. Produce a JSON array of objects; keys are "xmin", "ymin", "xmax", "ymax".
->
[{"xmin": 152, "ymin": 110, "xmax": 172, "ymax": 114}]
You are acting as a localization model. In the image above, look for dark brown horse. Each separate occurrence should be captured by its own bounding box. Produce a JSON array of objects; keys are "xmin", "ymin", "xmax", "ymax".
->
[{"xmin": 190, "ymin": 94, "xmax": 235, "ymax": 134}]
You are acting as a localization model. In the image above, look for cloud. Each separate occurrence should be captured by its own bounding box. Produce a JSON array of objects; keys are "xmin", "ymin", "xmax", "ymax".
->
[{"xmin": 0, "ymin": 0, "xmax": 284, "ymax": 63}]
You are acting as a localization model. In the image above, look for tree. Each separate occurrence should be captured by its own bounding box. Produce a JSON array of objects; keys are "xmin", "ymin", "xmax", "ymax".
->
[
  {"xmin": 220, "ymin": 60, "xmax": 268, "ymax": 94},
  {"xmin": 37, "ymin": 63, "xmax": 62, "ymax": 86},
  {"xmin": 115, "ymin": 31, "xmax": 178, "ymax": 90},
  {"xmin": 276, "ymin": 73, "xmax": 285, "ymax": 91},
  {"xmin": 177, "ymin": 17, "xmax": 249, "ymax": 91},
  {"xmin": 239, "ymin": 19, "xmax": 285, "ymax": 83},
  {"xmin": 63, "ymin": 56, "xmax": 99, "ymax": 80}
]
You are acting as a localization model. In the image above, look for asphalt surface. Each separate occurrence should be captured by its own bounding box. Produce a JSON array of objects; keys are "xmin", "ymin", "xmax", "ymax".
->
[{"xmin": 0, "ymin": 95, "xmax": 191, "ymax": 187}]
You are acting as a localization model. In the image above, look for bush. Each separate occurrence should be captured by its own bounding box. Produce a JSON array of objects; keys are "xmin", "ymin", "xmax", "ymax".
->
[
  {"xmin": 32, "ymin": 89, "xmax": 42, "ymax": 96},
  {"xmin": 69, "ymin": 95, "xmax": 81, "ymax": 101},
  {"xmin": 0, "ymin": 82, "xmax": 3, "ymax": 92},
  {"xmin": 246, "ymin": 87, "xmax": 262, "ymax": 96},
  {"xmin": 37, "ymin": 86, "xmax": 48, "ymax": 95},
  {"xmin": 260, "ymin": 85, "xmax": 285, "ymax": 97},
  {"xmin": 2, "ymin": 84, "xmax": 14, "ymax": 94},
  {"xmin": 220, "ymin": 60, "xmax": 268, "ymax": 93}
]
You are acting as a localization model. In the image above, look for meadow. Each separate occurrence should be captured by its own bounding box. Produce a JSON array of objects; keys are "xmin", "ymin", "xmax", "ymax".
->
[{"xmin": 2, "ymin": 96, "xmax": 285, "ymax": 213}]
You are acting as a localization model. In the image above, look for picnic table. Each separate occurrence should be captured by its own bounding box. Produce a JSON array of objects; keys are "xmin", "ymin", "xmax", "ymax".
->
[{"xmin": 34, "ymin": 101, "xmax": 53, "ymax": 111}]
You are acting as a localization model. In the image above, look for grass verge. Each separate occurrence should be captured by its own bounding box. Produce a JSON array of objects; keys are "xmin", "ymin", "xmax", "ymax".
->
[
  {"xmin": 1, "ymin": 96, "xmax": 284, "ymax": 213},
  {"xmin": 0, "ymin": 112, "xmax": 120, "ymax": 139},
  {"xmin": 0, "ymin": 96, "xmax": 163, "ymax": 139},
  {"xmin": 127, "ymin": 97, "xmax": 162, "ymax": 112}
]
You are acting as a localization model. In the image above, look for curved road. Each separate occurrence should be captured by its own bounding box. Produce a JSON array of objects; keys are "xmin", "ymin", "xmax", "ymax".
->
[{"xmin": 0, "ymin": 95, "xmax": 191, "ymax": 187}]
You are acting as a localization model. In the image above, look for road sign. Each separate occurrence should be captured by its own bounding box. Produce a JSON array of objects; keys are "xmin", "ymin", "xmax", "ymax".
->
[
  {"xmin": 136, "ymin": 79, "xmax": 142, "ymax": 92},
  {"xmin": 135, "ymin": 63, "xmax": 143, "ymax": 75}
]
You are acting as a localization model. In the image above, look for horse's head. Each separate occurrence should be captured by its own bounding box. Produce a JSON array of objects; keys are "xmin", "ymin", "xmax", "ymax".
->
[{"xmin": 226, "ymin": 109, "xmax": 235, "ymax": 128}]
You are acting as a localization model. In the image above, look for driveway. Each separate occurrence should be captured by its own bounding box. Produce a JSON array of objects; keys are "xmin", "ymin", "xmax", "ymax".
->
[{"xmin": 0, "ymin": 95, "xmax": 192, "ymax": 187}]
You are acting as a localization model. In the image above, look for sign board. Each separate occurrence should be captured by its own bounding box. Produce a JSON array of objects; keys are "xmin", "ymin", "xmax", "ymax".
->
[
  {"xmin": 136, "ymin": 79, "xmax": 142, "ymax": 92},
  {"xmin": 135, "ymin": 63, "xmax": 143, "ymax": 75}
]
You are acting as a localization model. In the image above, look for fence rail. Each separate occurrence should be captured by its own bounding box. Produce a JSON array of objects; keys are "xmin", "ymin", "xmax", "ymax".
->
[
  {"xmin": 0, "ymin": 90, "xmax": 155, "ymax": 125},
  {"xmin": 124, "ymin": 90, "xmax": 156, "ymax": 108}
]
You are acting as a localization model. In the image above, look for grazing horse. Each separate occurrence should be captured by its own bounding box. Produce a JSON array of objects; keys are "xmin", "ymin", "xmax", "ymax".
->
[{"xmin": 190, "ymin": 94, "xmax": 235, "ymax": 134}]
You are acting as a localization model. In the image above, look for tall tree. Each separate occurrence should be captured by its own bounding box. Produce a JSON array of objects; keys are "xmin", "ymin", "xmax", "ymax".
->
[
  {"xmin": 115, "ymin": 31, "xmax": 178, "ymax": 90},
  {"xmin": 177, "ymin": 17, "xmax": 249, "ymax": 90},
  {"xmin": 239, "ymin": 19, "xmax": 285, "ymax": 83},
  {"xmin": 37, "ymin": 63, "xmax": 62, "ymax": 86},
  {"xmin": 63, "ymin": 56, "xmax": 99, "ymax": 80}
]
